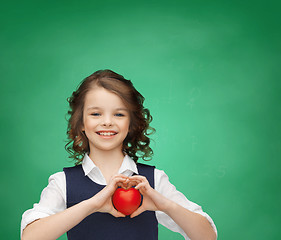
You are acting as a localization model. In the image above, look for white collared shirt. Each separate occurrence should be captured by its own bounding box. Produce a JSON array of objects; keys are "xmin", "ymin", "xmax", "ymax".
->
[{"xmin": 21, "ymin": 154, "xmax": 217, "ymax": 239}]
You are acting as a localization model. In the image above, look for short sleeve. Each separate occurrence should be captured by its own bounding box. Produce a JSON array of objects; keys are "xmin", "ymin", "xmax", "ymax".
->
[
  {"xmin": 20, "ymin": 172, "xmax": 66, "ymax": 237},
  {"xmin": 154, "ymin": 169, "xmax": 217, "ymax": 239}
]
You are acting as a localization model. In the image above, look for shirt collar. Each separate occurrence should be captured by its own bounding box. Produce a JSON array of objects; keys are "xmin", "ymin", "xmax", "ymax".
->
[
  {"xmin": 118, "ymin": 154, "xmax": 138, "ymax": 175},
  {"xmin": 82, "ymin": 153, "xmax": 96, "ymax": 176},
  {"xmin": 81, "ymin": 153, "xmax": 138, "ymax": 176}
]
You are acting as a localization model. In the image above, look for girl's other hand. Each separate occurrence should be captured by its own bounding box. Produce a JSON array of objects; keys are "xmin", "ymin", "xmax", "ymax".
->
[
  {"xmin": 128, "ymin": 175, "xmax": 171, "ymax": 218},
  {"xmin": 89, "ymin": 174, "xmax": 128, "ymax": 218}
]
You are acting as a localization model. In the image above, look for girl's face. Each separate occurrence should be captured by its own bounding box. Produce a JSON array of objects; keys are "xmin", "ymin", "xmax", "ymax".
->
[{"xmin": 82, "ymin": 87, "xmax": 130, "ymax": 154}]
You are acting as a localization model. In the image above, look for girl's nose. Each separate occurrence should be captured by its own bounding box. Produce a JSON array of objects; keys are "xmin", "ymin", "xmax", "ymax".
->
[{"xmin": 101, "ymin": 115, "xmax": 113, "ymax": 127}]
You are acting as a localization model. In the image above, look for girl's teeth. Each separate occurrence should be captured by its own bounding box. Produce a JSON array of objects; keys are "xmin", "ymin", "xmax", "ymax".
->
[{"xmin": 99, "ymin": 132, "xmax": 115, "ymax": 136}]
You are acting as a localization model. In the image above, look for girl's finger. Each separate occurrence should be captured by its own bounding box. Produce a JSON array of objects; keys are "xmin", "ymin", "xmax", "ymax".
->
[
  {"xmin": 129, "ymin": 176, "xmax": 150, "ymax": 187},
  {"xmin": 127, "ymin": 180, "xmax": 140, "ymax": 188},
  {"xmin": 129, "ymin": 175, "xmax": 147, "ymax": 181},
  {"xmin": 111, "ymin": 176, "xmax": 128, "ymax": 184},
  {"xmin": 134, "ymin": 182, "xmax": 147, "ymax": 190},
  {"xmin": 117, "ymin": 182, "xmax": 127, "ymax": 189},
  {"xmin": 130, "ymin": 205, "xmax": 145, "ymax": 218},
  {"xmin": 110, "ymin": 209, "xmax": 126, "ymax": 218},
  {"xmin": 111, "ymin": 174, "xmax": 128, "ymax": 181}
]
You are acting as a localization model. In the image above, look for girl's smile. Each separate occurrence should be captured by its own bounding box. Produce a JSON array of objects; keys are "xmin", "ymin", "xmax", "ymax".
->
[{"xmin": 96, "ymin": 130, "xmax": 118, "ymax": 138}]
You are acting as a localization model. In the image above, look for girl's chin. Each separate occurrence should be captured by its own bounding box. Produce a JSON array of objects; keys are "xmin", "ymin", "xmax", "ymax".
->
[{"xmin": 89, "ymin": 144, "xmax": 124, "ymax": 153}]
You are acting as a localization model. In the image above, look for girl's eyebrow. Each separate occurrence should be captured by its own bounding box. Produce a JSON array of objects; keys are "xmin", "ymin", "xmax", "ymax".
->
[
  {"xmin": 87, "ymin": 107, "xmax": 100, "ymax": 111},
  {"xmin": 87, "ymin": 106, "xmax": 129, "ymax": 111}
]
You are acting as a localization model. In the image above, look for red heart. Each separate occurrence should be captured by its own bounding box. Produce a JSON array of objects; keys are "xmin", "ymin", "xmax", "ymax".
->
[{"xmin": 112, "ymin": 188, "xmax": 142, "ymax": 216}]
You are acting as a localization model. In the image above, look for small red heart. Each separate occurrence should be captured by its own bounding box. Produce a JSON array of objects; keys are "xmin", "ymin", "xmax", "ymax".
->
[{"xmin": 112, "ymin": 188, "xmax": 142, "ymax": 215}]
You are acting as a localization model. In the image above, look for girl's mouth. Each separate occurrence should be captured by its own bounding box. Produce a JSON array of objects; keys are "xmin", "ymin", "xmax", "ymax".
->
[{"xmin": 96, "ymin": 131, "xmax": 118, "ymax": 136}]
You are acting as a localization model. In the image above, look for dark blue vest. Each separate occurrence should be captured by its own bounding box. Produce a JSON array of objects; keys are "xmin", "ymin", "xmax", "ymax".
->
[{"xmin": 63, "ymin": 163, "xmax": 158, "ymax": 240}]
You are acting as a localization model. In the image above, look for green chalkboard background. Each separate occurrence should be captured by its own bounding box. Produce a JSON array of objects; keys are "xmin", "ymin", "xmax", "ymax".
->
[{"xmin": 1, "ymin": 0, "xmax": 280, "ymax": 239}]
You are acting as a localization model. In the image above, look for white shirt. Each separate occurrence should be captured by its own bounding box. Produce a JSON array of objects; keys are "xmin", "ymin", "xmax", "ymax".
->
[{"xmin": 21, "ymin": 154, "xmax": 217, "ymax": 239}]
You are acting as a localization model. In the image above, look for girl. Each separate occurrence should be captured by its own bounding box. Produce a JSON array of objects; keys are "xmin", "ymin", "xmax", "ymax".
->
[{"xmin": 21, "ymin": 70, "xmax": 217, "ymax": 240}]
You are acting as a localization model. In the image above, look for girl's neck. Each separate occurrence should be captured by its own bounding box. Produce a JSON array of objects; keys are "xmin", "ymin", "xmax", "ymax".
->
[{"xmin": 88, "ymin": 149, "xmax": 125, "ymax": 174}]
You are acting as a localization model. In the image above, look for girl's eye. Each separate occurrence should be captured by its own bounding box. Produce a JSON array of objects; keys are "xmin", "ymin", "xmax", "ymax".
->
[
  {"xmin": 115, "ymin": 113, "xmax": 125, "ymax": 117},
  {"xmin": 91, "ymin": 113, "xmax": 101, "ymax": 116}
]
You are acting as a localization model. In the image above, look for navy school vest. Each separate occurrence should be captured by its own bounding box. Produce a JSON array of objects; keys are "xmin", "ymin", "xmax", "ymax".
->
[{"xmin": 63, "ymin": 163, "xmax": 158, "ymax": 240}]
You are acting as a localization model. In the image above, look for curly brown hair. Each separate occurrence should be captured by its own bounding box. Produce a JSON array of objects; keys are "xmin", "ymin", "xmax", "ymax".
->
[{"xmin": 65, "ymin": 69, "xmax": 155, "ymax": 165}]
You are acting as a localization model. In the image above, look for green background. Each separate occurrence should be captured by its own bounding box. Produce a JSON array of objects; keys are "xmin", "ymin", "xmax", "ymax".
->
[{"xmin": 1, "ymin": 0, "xmax": 280, "ymax": 239}]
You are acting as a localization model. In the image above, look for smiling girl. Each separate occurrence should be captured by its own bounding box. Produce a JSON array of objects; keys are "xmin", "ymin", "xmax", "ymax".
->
[{"xmin": 21, "ymin": 70, "xmax": 217, "ymax": 240}]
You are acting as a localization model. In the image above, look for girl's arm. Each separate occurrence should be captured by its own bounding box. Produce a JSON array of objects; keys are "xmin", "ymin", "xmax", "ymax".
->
[
  {"xmin": 129, "ymin": 175, "xmax": 217, "ymax": 240},
  {"xmin": 22, "ymin": 175, "xmax": 127, "ymax": 240}
]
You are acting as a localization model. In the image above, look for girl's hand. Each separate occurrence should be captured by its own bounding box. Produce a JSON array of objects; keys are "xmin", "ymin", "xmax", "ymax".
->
[
  {"xmin": 89, "ymin": 174, "xmax": 129, "ymax": 218},
  {"xmin": 128, "ymin": 175, "xmax": 171, "ymax": 218}
]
